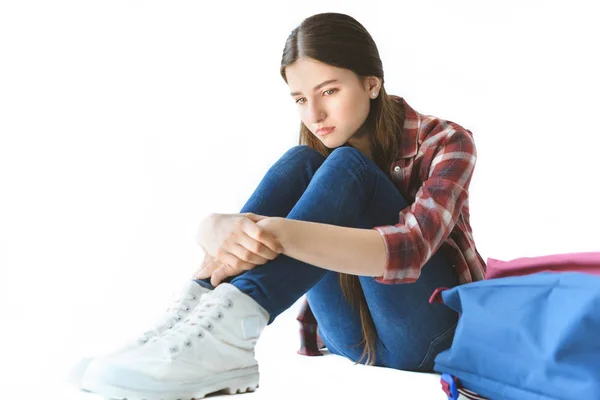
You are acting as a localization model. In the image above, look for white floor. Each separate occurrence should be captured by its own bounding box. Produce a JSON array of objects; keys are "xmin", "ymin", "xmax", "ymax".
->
[{"xmin": 49, "ymin": 305, "xmax": 454, "ymax": 400}]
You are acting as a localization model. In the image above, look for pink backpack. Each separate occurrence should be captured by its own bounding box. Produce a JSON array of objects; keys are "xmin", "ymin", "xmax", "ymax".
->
[{"xmin": 486, "ymin": 251, "xmax": 600, "ymax": 279}]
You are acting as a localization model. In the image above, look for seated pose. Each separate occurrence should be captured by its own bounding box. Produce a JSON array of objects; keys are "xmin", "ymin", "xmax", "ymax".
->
[{"xmin": 80, "ymin": 11, "xmax": 486, "ymax": 400}]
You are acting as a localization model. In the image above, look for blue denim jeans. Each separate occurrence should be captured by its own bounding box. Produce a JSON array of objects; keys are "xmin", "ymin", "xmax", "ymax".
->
[{"xmin": 196, "ymin": 145, "xmax": 458, "ymax": 372}]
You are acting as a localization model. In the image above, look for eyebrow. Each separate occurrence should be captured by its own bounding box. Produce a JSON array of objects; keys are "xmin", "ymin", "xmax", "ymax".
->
[{"xmin": 290, "ymin": 79, "xmax": 340, "ymax": 96}]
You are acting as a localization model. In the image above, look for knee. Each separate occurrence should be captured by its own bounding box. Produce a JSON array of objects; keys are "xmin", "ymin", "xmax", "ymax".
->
[
  {"xmin": 282, "ymin": 145, "xmax": 326, "ymax": 164},
  {"xmin": 327, "ymin": 146, "xmax": 369, "ymax": 166},
  {"xmin": 330, "ymin": 145, "xmax": 361, "ymax": 156}
]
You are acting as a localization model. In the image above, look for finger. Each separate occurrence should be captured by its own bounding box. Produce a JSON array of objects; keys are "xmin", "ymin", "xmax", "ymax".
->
[
  {"xmin": 193, "ymin": 259, "xmax": 220, "ymax": 279},
  {"xmin": 230, "ymin": 244, "xmax": 266, "ymax": 269},
  {"xmin": 211, "ymin": 264, "xmax": 240, "ymax": 287},
  {"xmin": 237, "ymin": 232, "xmax": 279, "ymax": 262},
  {"xmin": 210, "ymin": 267, "xmax": 223, "ymax": 286},
  {"xmin": 243, "ymin": 212, "xmax": 270, "ymax": 222},
  {"xmin": 195, "ymin": 255, "xmax": 215, "ymax": 273},
  {"xmin": 193, "ymin": 267, "xmax": 210, "ymax": 280},
  {"xmin": 242, "ymin": 220, "xmax": 283, "ymax": 255},
  {"xmin": 210, "ymin": 266, "xmax": 226, "ymax": 286},
  {"xmin": 218, "ymin": 249, "xmax": 257, "ymax": 271},
  {"xmin": 229, "ymin": 242, "xmax": 270, "ymax": 265}
]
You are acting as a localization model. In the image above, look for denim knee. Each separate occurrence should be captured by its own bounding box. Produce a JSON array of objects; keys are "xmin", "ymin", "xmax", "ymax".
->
[
  {"xmin": 327, "ymin": 146, "xmax": 371, "ymax": 168},
  {"xmin": 285, "ymin": 144, "xmax": 325, "ymax": 159}
]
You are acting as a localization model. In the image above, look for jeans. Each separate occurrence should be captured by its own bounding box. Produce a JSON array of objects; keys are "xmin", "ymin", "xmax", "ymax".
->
[{"xmin": 196, "ymin": 145, "xmax": 458, "ymax": 371}]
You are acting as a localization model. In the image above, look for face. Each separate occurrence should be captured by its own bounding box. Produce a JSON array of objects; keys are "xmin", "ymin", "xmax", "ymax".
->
[{"xmin": 285, "ymin": 57, "xmax": 381, "ymax": 155}]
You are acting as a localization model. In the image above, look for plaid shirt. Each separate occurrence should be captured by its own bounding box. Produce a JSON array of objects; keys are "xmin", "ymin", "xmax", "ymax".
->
[{"xmin": 296, "ymin": 95, "xmax": 487, "ymax": 356}]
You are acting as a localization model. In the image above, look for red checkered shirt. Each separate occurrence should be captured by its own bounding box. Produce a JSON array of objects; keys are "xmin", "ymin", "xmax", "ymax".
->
[{"xmin": 296, "ymin": 95, "xmax": 487, "ymax": 356}]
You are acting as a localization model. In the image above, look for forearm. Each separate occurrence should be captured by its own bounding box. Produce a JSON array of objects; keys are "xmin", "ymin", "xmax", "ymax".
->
[{"xmin": 269, "ymin": 217, "xmax": 388, "ymax": 277}]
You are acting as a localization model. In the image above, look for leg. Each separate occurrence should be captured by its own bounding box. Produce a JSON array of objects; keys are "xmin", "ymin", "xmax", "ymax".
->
[
  {"xmin": 358, "ymin": 254, "xmax": 458, "ymax": 371},
  {"xmin": 308, "ymin": 256, "xmax": 457, "ymax": 372},
  {"xmin": 228, "ymin": 145, "xmax": 396, "ymax": 324},
  {"xmin": 81, "ymin": 145, "xmax": 457, "ymax": 400},
  {"xmin": 195, "ymin": 144, "xmax": 327, "ymax": 290},
  {"xmin": 303, "ymin": 149, "xmax": 458, "ymax": 372},
  {"xmin": 209, "ymin": 144, "xmax": 457, "ymax": 368}
]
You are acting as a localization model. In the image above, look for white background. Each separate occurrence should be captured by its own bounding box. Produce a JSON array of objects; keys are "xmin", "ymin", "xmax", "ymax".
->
[{"xmin": 1, "ymin": 1, "xmax": 599, "ymax": 398}]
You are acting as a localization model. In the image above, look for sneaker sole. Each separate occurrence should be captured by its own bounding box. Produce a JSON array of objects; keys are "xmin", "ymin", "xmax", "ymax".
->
[{"xmin": 80, "ymin": 365, "xmax": 259, "ymax": 400}]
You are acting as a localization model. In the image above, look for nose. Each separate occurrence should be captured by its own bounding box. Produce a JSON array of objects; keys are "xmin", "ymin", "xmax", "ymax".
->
[{"xmin": 307, "ymin": 99, "xmax": 325, "ymax": 125}]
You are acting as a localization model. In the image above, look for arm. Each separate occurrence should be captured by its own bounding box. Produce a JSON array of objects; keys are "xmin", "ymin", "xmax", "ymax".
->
[
  {"xmin": 269, "ymin": 218, "xmax": 388, "ymax": 277},
  {"xmin": 372, "ymin": 126, "xmax": 477, "ymax": 284},
  {"xmin": 268, "ymin": 127, "xmax": 477, "ymax": 281},
  {"xmin": 199, "ymin": 216, "xmax": 386, "ymax": 286},
  {"xmin": 208, "ymin": 126, "xmax": 476, "ymax": 285}
]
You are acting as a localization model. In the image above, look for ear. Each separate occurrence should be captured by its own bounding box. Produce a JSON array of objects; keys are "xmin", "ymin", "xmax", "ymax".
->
[{"xmin": 363, "ymin": 76, "xmax": 382, "ymax": 94}]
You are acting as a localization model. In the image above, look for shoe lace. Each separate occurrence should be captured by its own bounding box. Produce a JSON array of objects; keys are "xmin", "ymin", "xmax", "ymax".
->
[
  {"xmin": 136, "ymin": 292, "xmax": 200, "ymax": 344},
  {"xmin": 152, "ymin": 295, "xmax": 234, "ymax": 353}
]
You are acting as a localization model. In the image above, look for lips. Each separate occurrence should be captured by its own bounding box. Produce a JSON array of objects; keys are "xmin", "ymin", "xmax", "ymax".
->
[{"xmin": 316, "ymin": 127, "xmax": 335, "ymax": 136}]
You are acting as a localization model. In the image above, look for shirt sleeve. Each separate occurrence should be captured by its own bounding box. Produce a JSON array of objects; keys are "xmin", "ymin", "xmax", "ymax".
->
[{"xmin": 372, "ymin": 126, "xmax": 477, "ymax": 284}]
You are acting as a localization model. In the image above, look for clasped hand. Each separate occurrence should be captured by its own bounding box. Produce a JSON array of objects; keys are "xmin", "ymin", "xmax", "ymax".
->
[{"xmin": 193, "ymin": 212, "xmax": 283, "ymax": 286}]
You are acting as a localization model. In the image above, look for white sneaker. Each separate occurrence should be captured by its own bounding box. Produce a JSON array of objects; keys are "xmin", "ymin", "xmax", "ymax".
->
[
  {"xmin": 80, "ymin": 282, "xmax": 270, "ymax": 400},
  {"xmin": 69, "ymin": 280, "xmax": 211, "ymax": 388},
  {"xmin": 124, "ymin": 280, "xmax": 213, "ymax": 349}
]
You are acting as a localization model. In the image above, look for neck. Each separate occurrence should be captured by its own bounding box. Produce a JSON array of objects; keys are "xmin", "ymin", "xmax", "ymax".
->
[
  {"xmin": 346, "ymin": 138, "xmax": 372, "ymax": 160},
  {"xmin": 347, "ymin": 120, "xmax": 373, "ymax": 160}
]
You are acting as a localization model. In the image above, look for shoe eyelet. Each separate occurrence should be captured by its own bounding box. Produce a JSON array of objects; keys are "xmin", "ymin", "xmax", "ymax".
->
[
  {"xmin": 170, "ymin": 346, "xmax": 178, "ymax": 353},
  {"xmin": 226, "ymin": 300, "xmax": 233, "ymax": 308},
  {"xmin": 217, "ymin": 312, "xmax": 224, "ymax": 319},
  {"xmin": 207, "ymin": 323, "xmax": 213, "ymax": 330},
  {"xmin": 197, "ymin": 332, "xmax": 204, "ymax": 338},
  {"xmin": 191, "ymin": 295, "xmax": 196, "ymax": 300},
  {"xmin": 185, "ymin": 306, "xmax": 190, "ymax": 311},
  {"xmin": 184, "ymin": 340, "xmax": 192, "ymax": 347}
]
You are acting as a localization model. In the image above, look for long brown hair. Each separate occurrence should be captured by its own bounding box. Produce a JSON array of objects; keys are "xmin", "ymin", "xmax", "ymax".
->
[{"xmin": 279, "ymin": 12, "xmax": 405, "ymax": 366}]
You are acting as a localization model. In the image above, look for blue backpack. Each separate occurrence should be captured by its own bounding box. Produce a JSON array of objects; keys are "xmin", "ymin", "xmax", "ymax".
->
[{"xmin": 430, "ymin": 252, "xmax": 600, "ymax": 400}]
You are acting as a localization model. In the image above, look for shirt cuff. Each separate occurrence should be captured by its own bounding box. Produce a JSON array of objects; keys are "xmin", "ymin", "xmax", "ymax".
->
[{"xmin": 372, "ymin": 226, "xmax": 419, "ymax": 284}]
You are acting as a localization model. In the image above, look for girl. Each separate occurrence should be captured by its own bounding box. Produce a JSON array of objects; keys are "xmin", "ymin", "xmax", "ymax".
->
[{"xmin": 80, "ymin": 12, "xmax": 486, "ymax": 400}]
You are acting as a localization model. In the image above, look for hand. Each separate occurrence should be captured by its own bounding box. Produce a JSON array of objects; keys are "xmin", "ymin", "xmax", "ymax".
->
[
  {"xmin": 192, "ymin": 254, "xmax": 230, "ymax": 286},
  {"xmin": 195, "ymin": 212, "xmax": 283, "ymax": 272},
  {"xmin": 193, "ymin": 256, "xmax": 246, "ymax": 287},
  {"xmin": 194, "ymin": 217, "xmax": 283, "ymax": 286}
]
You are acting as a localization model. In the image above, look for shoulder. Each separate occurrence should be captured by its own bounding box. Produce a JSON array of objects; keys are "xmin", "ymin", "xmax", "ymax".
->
[
  {"xmin": 419, "ymin": 113, "xmax": 473, "ymax": 142},
  {"xmin": 391, "ymin": 96, "xmax": 476, "ymax": 159},
  {"xmin": 415, "ymin": 113, "xmax": 476, "ymax": 160}
]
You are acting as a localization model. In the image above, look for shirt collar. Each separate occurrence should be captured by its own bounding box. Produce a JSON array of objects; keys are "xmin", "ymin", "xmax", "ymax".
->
[{"xmin": 391, "ymin": 95, "xmax": 420, "ymax": 159}]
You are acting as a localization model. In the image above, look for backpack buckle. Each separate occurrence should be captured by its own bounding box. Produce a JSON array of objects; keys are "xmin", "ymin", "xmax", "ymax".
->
[{"xmin": 440, "ymin": 374, "xmax": 459, "ymax": 400}]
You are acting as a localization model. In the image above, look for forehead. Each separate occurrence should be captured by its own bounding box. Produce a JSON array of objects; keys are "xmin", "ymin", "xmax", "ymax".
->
[{"xmin": 286, "ymin": 57, "xmax": 356, "ymax": 90}]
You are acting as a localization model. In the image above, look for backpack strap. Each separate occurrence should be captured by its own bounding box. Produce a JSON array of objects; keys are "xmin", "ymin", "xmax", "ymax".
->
[
  {"xmin": 429, "ymin": 287, "xmax": 450, "ymax": 304},
  {"xmin": 440, "ymin": 374, "xmax": 489, "ymax": 400}
]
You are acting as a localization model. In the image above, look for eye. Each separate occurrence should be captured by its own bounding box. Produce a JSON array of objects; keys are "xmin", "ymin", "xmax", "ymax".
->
[{"xmin": 295, "ymin": 89, "xmax": 338, "ymax": 105}]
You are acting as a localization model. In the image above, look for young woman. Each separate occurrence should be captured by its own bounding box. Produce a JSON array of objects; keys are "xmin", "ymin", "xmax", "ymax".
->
[{"xmin": 80, "ymin": 12, "xmax": 486, "ymax": 400}]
